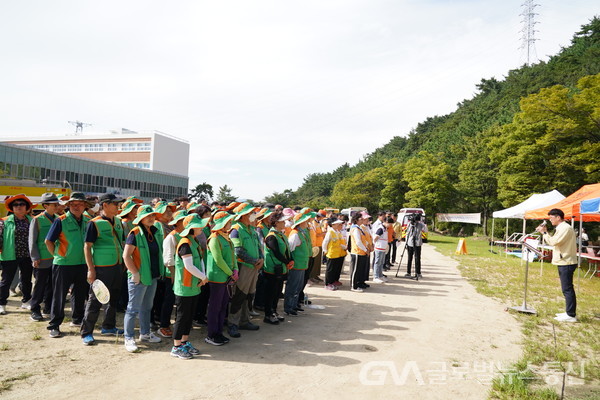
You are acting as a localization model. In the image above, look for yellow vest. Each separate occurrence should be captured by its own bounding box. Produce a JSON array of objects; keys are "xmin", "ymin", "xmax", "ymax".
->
[
  {"xmin": 325, "ymin": 230, "xmax": 346, "ymax": 259},
  {"xmin": 350, "ymin": 225, "xmax": 370, "ymax": 256}
]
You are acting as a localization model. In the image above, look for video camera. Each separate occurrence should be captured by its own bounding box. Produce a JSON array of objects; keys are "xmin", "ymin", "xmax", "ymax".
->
[{"xmin": 407, "ymin": 213, "xmax": 421, "ymax": 224}]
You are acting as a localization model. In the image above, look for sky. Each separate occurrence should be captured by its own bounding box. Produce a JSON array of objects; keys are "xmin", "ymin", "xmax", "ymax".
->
[{"xmin": 0, "ymin": 1, "xmax": 597, "ymax": 201}]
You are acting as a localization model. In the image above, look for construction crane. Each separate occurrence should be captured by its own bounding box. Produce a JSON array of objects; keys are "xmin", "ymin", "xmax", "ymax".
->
[{"xmin": 68, "ymin": 120, "xmax": 92, "ymax": 134}]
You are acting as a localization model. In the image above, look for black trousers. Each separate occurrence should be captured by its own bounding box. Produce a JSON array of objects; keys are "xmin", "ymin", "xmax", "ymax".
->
[
  {"xmin": 30, "ymin": 267, "xmax": 53, "ymax": 313},
  {"xmin": 263, "ymin": 273, "xmax": 284, "ymax": 317},
  {"xmin": 81, "ymin": 264, "xmax": 123, "ymax": 336},
  {"xmin": 48, "ymin": 264, "xmax": 88, "ymax": 330},
  {"xmin": 391, "ymin": 239, "xmax": 398, "ymax": 263},
  {"xmin": 173, "ymin": 295, "xmax": 199, "ymax": 341},
  {"xmin": 350, "ymin": 254, "xmax": 369, "ymax": 289},
  {"xmin": 558, "ymin": 264, "xmax": 577, "ymax": 317},
  {"xmin": 152, "ymin": 277, "xmax": 176, "ymax": 328},
  {"xmin": 406, "ymin": 246, "xmax": 421, "ymax": 275},
  {"xmin": 253, "ymin": 271, "xmax": 266, "ymax": 308},
  {"xmin": 0, "ymin": 258, "xmax": 33, "ymax": 305},
  {"xmin": 325, "ymin": 257, "xmax": 344, "ymax": 285},
  {"xmin": 298, "ymin": 268, "xmax": 311, "ymax": 305},
  {"xmin": 194, "ymin": 282, "xmax": 210, "ymax": 323}
]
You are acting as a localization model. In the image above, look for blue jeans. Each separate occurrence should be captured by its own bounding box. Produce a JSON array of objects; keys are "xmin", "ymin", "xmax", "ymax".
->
[
  {"xmin": 557, "ymin": 264, "xmax": 577, "ymax": 317},
  {"xmin": 373, "ymin": 250, "xmax": 386, "ymax": 279},
  {"xmin": 124, "ymin": 277, "xmax": 158, "ymax": 339},
  {"xmin": 284, "ymin": 269, "xmax": 305, "ymax": 313}
]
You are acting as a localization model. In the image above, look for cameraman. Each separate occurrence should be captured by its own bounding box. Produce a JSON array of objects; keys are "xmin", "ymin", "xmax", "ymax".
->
[{"xmin": 404, "ymin": 214, "xmax": 427, "ymax": 278}]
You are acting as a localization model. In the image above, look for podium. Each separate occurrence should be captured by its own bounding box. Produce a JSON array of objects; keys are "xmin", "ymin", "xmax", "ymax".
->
[{"xmin": 510, "ymin": 240, "xmax": 542, "ymax": 315}]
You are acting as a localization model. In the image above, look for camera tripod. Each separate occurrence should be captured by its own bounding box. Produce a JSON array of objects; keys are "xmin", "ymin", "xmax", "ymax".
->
[{"xmin": 394, "ymin": 234, "xmax": 419, "ymax": 281}]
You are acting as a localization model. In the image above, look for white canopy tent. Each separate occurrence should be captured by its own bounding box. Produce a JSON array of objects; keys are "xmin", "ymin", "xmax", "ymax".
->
[{"xmin": 490, "ymin": 190, "xmax": 565, "ymax": 252}]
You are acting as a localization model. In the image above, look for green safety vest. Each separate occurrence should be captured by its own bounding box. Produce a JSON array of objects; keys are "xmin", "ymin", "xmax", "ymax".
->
[
  {"xmin": 231, "ymin": 222, "xmax": 261, "ymax": 269},
  {"xmin": 52, "ymin": 212, "xmax": 89, "ymax": 266},
  {"xmin": 126, "ymin": 226, "xmax": 164, "ymax": 285},
  {"xmin": 34, "ymin": 212, "xmax": 55, "ymax": 261},
  {"xmin": 290, "ymin": 227, "xmax": 311, "ymax": 270},
  {"xmin": 174, "ymin": 236, "xmax": 202, "ymax": 297},
  {"xmin": 207, "ymin": 233, "xmax": 236, "ymax": 283},
  {"xmin": 263, "ymin": 228, "xmax": 291, "ymax": 275},
  {"xmin": 89, "ymin": 216, "xmax": 124, "ymax": 266},
  {"xmin": 0, "ymin": 214, "xmax": 33, "ymax": 261}
]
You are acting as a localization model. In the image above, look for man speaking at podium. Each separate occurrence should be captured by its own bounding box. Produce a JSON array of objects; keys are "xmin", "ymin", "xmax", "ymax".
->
[{"xmin": 536, "ymin": 208, "xmax": 577, "ymax": 323}]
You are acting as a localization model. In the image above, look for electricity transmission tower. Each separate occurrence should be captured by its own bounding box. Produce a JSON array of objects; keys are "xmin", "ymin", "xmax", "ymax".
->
[
  {"xmin": 520, "ymin": 0, "xmax": 539, "ymax": 66},
  {"xmin": 68, "ymin": 120, "xmax": 92, "ymax": 134}
]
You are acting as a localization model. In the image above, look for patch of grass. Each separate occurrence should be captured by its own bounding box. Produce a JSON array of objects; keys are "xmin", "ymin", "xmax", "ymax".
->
[
  {"xmin": 31, "ymin": 333, "xmax": 42, "ymax": 341},
  {"xmin": 429, "ymin": 233, "xmax": 600, "ymax": 397},
  {"xmin": 0, "ymin": 343, "xmax": 9, "ymax": 351},
  {"xmin": 0, "ymin": 373, "xmax": 32, "ymax": 394}
]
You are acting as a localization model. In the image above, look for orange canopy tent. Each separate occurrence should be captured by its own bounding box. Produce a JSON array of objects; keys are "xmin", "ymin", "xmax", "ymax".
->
[{"xmin": 524, "ymin": 183, "xmax": 600, "ymax": 222}]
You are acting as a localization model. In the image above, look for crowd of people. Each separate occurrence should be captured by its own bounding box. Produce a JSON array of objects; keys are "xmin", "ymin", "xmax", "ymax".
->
[{"xmin": 0, "ymin": 193, "xmax": 414, "ymax": 359}]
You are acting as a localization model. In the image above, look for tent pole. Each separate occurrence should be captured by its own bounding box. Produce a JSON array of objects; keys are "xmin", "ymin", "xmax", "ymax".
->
[
  {"xmin": 490, "ymin": 218, "xmax": 495, "ymax": 254},
  {"xmin": 578, "ymin": 213, "xmax": 582, "ymax": 292},
  {"xmin": 505, "ymin": 219, "xmax": 509, "ymax": 257}
]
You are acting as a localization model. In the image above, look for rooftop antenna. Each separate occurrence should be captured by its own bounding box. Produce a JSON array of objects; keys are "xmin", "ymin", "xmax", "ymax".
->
[
  {"xmin": 519, "ymin": 0, "xmax": 539, "ymax": 66},
  {"xmin": 68, "ymin": 120, "xmax": 92, "ymax": 134}
]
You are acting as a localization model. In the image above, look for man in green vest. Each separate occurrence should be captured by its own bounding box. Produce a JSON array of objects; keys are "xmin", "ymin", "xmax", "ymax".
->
[
  {"xmin": 227, "ymin": 203, "xmax": 263, "ymax": 338},
  {"xmin": 81, "ymin": 193, "xmax": 125, "ymax": 345},
  {"xmin": 283, "ymin": 212, "xmax": 313, "ymax": 316},
  {"xmin": 0, "ymin": 194, "xmax": 34, "ymax": 315},
  {"xmin": 28, "ymin": 192, "xmax": 60, "ymax": 321},
  {"xmin": 45, "ymin": 192, "xmax": 92, "ymax": 338}
]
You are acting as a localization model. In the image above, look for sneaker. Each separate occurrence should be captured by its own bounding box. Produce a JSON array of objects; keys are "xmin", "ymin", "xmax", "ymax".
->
[
  {"xmin": 82, "ymin": 334, "xmax": 96, "ymax": 345},
  {"xmin": 0, "ymin": 305, "xmax": 7, "ymax": 315},
  {"xmin": 285, "ymin": 310, "xmax": 298, "ymax": 317},
  {"xmin": 42, "ymin": 310, "xmax": 51, "ymax": 318},
  {"xmin": 101, "ymin": 327, "xmax": 124, "ymax": 336},
  {"xmin": 351, "ymin": 287, "xmax": 364, "ymax": 293},
  {"xmin": 216, "ymin": 333, "xmax": 230, "ymax": 344},
  {"xmin": 69, "ymin": 321, "xmax": 82, "ymax": 327},
  {"xmin": 139, "ymin": 332, "xmax": 162, "ymax": 343},
  {"xmin": 239, "ymin": 322, "xmax": 260, "ymax": 331},
  {"xmin": 333, "ymin": 281, "xmax": 342, "ymax": 287},
  {"xmin": 294, "ymin": 307, "xmax": 305, "ymax": 312},
  {"xmin": 30, "ymin": 311, "xmax": 44, "ymax": 322},
  {"xmin": 274, "ymin": 312, "xmax": 285, "ymax": 322},
  {"xmin": 417, "ymin": 274, "xmax": 423, "ymax": 278},
  {"xmin": 124, "ymin": 337, "xmax": 139, "ymax": 352},
  {"xmin": 228, "ymin": 325, "xmax": 241, "ymax": 338},
  {"xmin": 404, "ymin": 273, "xmax": 412, "ymax": 278},
  {"xmin": 555, "ymin": 312, "xmax": 568, "ymax": 317},
  {"xmin": 171, "ymin": 345, "xmax": 193, "ymax": 359},
  {"xmin": 248, "ymin": 309, "xmax": 261, "ymax": 317},
  {"xmin": 263, "ymin": 315, "xmax": 280, "ymax": 325},
  {"xmin": 554, "ymin": 315, "xmax": 577, "ymax": 323},
  {"xmin": 325, "ymin": 284, "xmax": 337, "ymax": 291},
  {"xmin": 182, "ymin": 341, "xmax": 201, "ymax": 356},
  {"xmin": 204, "ymin": 336, "xmax": 226, "ymax": 346},
  {"xmin": 192, "ymin": 319, "xmax": 207, "ymax": 327},
  {"xmin": 21, "ymin": 301, "xmax": 31, "ymax": 310},
  {"xmin": 314, "ymin": 276, "xmax": 323, "ymax": 282},
  {"xmin": 373, "ymin": 278, "xmax": 386, "ymax": 284},
  {"xmin": 49, "ymin": 328, "xmax": 62, "ymax": 338},
  {"xmin": 157, "ymin": 327, "xmax": 173, "ymax": 338}
]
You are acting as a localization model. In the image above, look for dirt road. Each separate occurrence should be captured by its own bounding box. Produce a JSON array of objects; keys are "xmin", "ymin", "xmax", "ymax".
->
[{"xmin": 0, "ymin": 244, "xmax": 522, "ymax": 399}]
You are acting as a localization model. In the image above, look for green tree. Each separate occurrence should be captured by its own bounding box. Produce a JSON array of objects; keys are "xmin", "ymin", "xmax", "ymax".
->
[
  {"xmin": 403, "ymin": 151, "xmax": 455, "ymax": 228},
  {"xmin": 215, "ymin": 184, "xmax": 236, "ymax": 203},
  {"xmin": 264, "ymin": 189, "xmax": 295, "ymax": 207},
  {"xmin": 378, "ymin": 161, "xmax": 408, "ymax": 212},
  {"xmin": 189, "ymin": 182, "xmax": 213, "ymax": 203},
  {"xmin": 457, "ymin": 131, "xmax": 500, "ymax": 234},
  {"xmin": 330, "ymin": 167, "xmax": 385, "ymax": 212}
]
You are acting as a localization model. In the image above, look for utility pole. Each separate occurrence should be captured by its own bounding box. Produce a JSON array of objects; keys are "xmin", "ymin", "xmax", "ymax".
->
[{"xmin": 519, "ymin": 0, "xmax": 539, "ymax": 66}]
